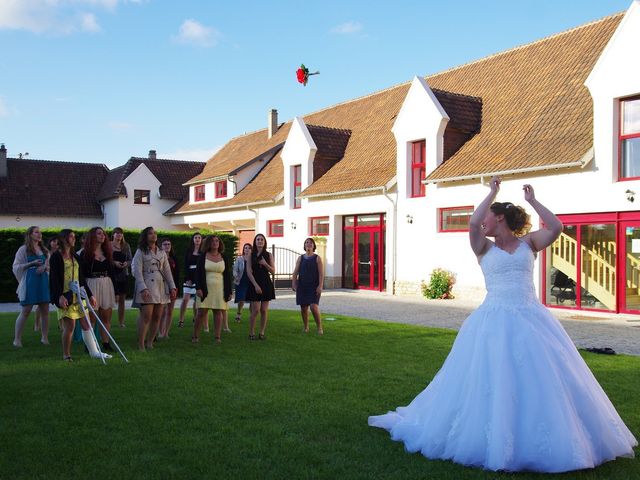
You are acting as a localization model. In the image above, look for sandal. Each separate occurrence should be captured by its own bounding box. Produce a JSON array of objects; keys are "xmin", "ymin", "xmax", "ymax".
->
[
  {"xmin": 248, "ymin": 334, "xmax": 256, "ymax": 341},
  {"xmin": 215, "ymin": 336, "xmax": 222, "ymax": 344},
  {"xmin": 258, "ymin": 334, "xmax": 266, "ymax": 341},
  {"xmin": 178, "ymin": 320, "xmax": 184, "ymax": 328},
  {"xmin": 63, "ymin": 356, "xmax": 73, "ymax": 362},
  {"xmin": 191, "ymin": 336, "xmax": 199, "ymax": 343},
  {"xmin": 235, "ymin": 314, "xmax": 242, "ymax": 323}
]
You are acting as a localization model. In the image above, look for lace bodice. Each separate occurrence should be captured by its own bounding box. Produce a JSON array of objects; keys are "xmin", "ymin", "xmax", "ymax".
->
[{"xmin": 480, "ymin": 240, "xmax": 537, "ymax": 305}]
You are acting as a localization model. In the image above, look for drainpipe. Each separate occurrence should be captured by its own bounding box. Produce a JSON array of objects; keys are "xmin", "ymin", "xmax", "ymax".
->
[
  {"xmin": 247, "ymin": 205, "xmax": 259, "ymax": 233},
  {"xmin": 382, "ymin": 185, "xmax": 397, "ymax": 294},
  {"xmin": 228, "ymin": 175, "xmax": 238, "ymax": 195}
]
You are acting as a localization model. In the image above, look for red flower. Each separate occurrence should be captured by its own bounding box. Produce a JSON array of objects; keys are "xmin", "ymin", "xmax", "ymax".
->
[{"xmin": 295, "ymin": 64, "xmax": 319, "ymax": 86}]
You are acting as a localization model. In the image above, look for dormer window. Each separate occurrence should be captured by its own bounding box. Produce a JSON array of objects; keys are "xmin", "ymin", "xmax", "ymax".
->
[
  {"xmin": 215, "ymin": 180, "xmax": 227, "ymax": 198},
  {"xmin": 292, "ymin": 165, "xmax": 302, "ymax": 209},
  {"xmin": 620, "ymin": 96, "xmax": 640, "ymax": 179},
  {"xmin": 194, "ymin": 185, "xmax": 205, "ymax": 202},
  {"xmin": 410, "ymin": 140, "xmax": 426, "ymax": 197},
  {"xmin": 134, "ymin": 189, "xmax": 150, "ymax": 205}
]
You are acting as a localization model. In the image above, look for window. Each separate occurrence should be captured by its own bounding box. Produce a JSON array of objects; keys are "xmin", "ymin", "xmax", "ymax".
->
[
  {"xmin": 410, "ymin": 140, "xmax": 426, "ymax": 197},
  {"xmin": 310, "ymin": 216, "xmax": 330, "ymax": 236},
  {"xmin": 215, "ymin": 180, "xmax": 227, "ymax": 198},
  {"xmin": 194, "ymin": 185, "xmax": 205, "ymax": 202},
  {"xmin": 438, "ymin": 206, "xmax": 474, "ymax": 232},
  {"xmin": 292, "ymin": 165, "xmax": 302, "ymax": 209},
  {"xmin": 267, "ymin": 220, "xmax": 284, "ymax": 237},
  {"xmin": 620, "ymin": 96, "xmax": 640, "ymax": 179},
  {"xmin": 134, "ymin": 189, "xmax": 150, "ymax": 205}
]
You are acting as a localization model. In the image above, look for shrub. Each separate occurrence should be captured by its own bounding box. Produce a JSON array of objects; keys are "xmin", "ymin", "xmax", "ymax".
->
[
  {"xmin": 421, "ymin": 268, "xmax": 456, "ymax": 299},
  {"xmin": 0, "ymin": 228, "xmax": 237, "ymax": 302}
]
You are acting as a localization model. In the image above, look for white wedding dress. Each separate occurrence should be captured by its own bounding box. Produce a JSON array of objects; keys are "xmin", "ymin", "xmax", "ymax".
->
[{"xmin": 369, "ymin": 240, "xmax": 637, "ymax": 472}]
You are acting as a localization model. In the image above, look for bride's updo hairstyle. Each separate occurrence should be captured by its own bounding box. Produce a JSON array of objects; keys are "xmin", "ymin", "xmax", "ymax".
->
[{"xmin": 490, "ymin": 202, "xmax": 532, "ymax": 237}]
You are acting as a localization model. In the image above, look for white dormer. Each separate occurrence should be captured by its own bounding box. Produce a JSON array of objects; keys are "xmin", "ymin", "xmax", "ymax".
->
[
  {"xmin": 392, "ymin": 76, "xmax": 449, "ymax": 199},
  {"xmin": 123, "ymin": 163, "xmax": 161, "ymax": 205},
  {"xmin": 585, "ymin": 1, "xmax": 640, "ymax": 182},
  {"xmin": 189, "ymin": 177, "xmax": 232, "ymax": 204},
  {"xmin": 280, "ymin": 116, "xmax": 317, "ymax": 209}
]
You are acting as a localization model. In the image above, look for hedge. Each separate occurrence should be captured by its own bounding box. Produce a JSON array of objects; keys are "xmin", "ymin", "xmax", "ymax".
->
[{"xmin": 1, "ymin": 228, "xmax": 238, "ymax": 303}]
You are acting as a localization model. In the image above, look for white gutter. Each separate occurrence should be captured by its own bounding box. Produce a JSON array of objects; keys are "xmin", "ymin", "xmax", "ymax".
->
[
  {"xmin": 302, "ymin": 184, "xmax": 394, "ymax": 199},
  {"xmin": 171, "ymin": 199, "xmax": 276, "ymax": 216},
  {"xmin": 423, "ymin": 149, "xmax": 593, "ymax": 184},
  {"xmin": 183, "ymin": 174, "xmax": 228, "ymax": 187},
  {"xmin": 382, "ymin": 184, "xmax": 397, "ymax": 294}
]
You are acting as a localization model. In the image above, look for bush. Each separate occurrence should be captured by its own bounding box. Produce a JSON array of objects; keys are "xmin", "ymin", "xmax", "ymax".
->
[
  {"xmin": 0, "ymin": 228, "xmax": 237, "ymax": 303},
  {"xmin": 421, "ymin": 268, "xmax": 456, "ymax": 299}
]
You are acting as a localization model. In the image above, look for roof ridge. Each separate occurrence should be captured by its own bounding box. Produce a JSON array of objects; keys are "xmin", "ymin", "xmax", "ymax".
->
[
  {"xmin": 129, "ymin": 156, "xmax": 206, "ymax": 164},
  {"xmin": 8, "ymin": 158, "xmax": 109, "ymax": 169},
  {"xmin": 306, "ymin": 124, "xmax": 352, "ymax": 133},
  {"xmin": 427, "ymin": 11, "xmax": 624, "ymax": 79}
]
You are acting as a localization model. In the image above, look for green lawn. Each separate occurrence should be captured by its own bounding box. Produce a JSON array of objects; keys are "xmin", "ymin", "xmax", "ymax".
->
[{"xmin": 0, "ymin": 310, "xmax": 638, "ymax": 479}]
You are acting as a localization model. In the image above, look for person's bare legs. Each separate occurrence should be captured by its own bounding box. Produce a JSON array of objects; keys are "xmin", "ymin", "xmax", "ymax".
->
[
  {"xmin": 38, "ymin": 303, "xmax": 50, "ymax": 344},
  {"xmin": 147, "ymin": 304, "xmax": 165, "ymax": 349},
  {"xmin": 214, "ymin": 310, "xmax": 223, "ymax": 343},
  {"xmin": 117, "ymin": 293, "xmax": 126, "ymax": 327},
  {"xmin": 13, "ymin": 305, "xmax": 34, "ymax": 347},
  {"xmin": 249, "ymin": 301, "xmax": 260, "ymax": 339},
  {"xmin": 178, "ymin": 293, "xmax": 192, "ymax": 327},
  {"xmin": 259, "ymin": 301, "xmax": 269, "ymax": 338},
  {"xmin": 34, "ymin": 309, "xmax": 41, "ymax": 332},
  {"xmin": 97, "ymin": 307, "xmax": 112, "ymax": 345},
  {"xmin": 138, "ymin": 305, "xmax": 153, "ymax": 351},
  {"xmin": 300, "ymin": 305, "xmax": 310, "ymax": 333},
  {"xmin": 161, "ymin": 299, "xmax": 176, "ymax": 338},
  {"xmin": 310, "ymin": 304, "xmax": 323, "ymax": 334},
  {"xmin": 235, "ymin": 302, "xmax": 244, "ymax": 322},
  {"xmin": 192, "ymin": 308, "xmax": 209, "ymax": 342},
  {"xmin": 222, "ymin": 310, "xmax": 231, "ymax": 332},
  {"xmin": 61, "ymin": 317, "xmax": 75, "ymax": 359}
]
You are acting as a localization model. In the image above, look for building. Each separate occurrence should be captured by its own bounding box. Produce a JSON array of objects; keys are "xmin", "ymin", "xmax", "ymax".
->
[{"xmin": 0, "ymin": 147, "xmax": 204, "ymax": 230}]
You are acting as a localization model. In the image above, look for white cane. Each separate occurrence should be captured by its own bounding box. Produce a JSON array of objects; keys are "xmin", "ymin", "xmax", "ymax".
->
[
  {"xmin": 74, "ymin": 282, "xmax": 130, "ymax": 363},
  {"xmin": 70, "ymin": 281, "xmax": 107, "ymax": 365}
]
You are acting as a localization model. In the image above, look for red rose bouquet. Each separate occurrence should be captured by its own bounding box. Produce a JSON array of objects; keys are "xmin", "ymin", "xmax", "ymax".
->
[{"xmin": 296, "ymin": 64, "xmax": 320, "ymax": 86}]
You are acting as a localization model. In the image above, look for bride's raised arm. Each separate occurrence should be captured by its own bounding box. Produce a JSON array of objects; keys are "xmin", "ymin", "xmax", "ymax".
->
[
  {"xmin": 469, "ymin": 176, "xmax": 500, "ymax": 257},
  {"xmin": 522, "ymin": 184, "xmax": 563, "ymax": 252}
]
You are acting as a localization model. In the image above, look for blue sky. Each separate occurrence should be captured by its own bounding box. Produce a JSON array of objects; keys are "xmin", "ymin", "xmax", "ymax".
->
[{"xmin": 0, "ymin": 0, "xmax": 632, "ymax": 168}]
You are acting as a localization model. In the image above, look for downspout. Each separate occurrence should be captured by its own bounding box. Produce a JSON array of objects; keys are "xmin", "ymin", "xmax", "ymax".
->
[
  {"xmin": 247, "ymin": 205, "xmax": 259, "ymax": 233},
  {"xmin": 382, "ymin": 186, "xmax": 397, "ymax": 294},
  {"xmin": 228, "ymin": 175, "xmax": 238, "ymax": 195}
]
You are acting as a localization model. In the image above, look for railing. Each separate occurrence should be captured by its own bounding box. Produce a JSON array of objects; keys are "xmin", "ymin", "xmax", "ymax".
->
[{"xmin": 271, "ymin": 245, "xmax": 303, "ymax": 288}]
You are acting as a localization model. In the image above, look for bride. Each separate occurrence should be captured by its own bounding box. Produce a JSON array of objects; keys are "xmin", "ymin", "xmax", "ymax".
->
[{"xmin": 368, "ymin": 176, "xmax": 637, "ymax": 472}]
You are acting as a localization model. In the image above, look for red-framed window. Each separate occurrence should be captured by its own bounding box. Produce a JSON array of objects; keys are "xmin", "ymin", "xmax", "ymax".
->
[
  {"xmin": 438, "ymin": 206, "xmax": 474, "ymax": 232},
  {"xmin": 619, "ymin": 96, "xmax": 640, "ymax": 180},
  {"xmin": 194, "ymin": 185, "xmax": 205, "ymax": 202},
  {"xmin": 215, "ymin": 180, "xmax": 227, "ymax": 198},
  {"xmin": 309, "ymin": 216, "xmax": 330, "ymax": 236},
  {"xmin": 292, "ymin": 165, "xmax": 302, "ymax": 209},
  {"xmin": 267, "ymin": 220, "xmax": 284, "ymax": 237},
  {"xmin": 134, "ymin": 189, "xmax": 150, "ymax": 205},
  {"xmin": 410, "ymin": 140, "xmax": 426, "ymax": 197}
]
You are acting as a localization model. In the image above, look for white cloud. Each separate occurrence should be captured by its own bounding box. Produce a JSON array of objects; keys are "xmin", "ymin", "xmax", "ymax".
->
[
  {"xmin": 0, "ymin": 0, "xmax": 138, "ymax": 34},
  {"xmin": 0, "ymin": 97, "xmax": 9, "ymax": 117},
  {"xmin": 108, "ymin": 121, "xmax": 135, "ymax": 131},
  {"xmin": 161, "ymin": 146, "xmax": 222, "ymax": 162},
  {"xmin": 80, "ymin": 12, "xmax": 101, "ymax": 32},
  {"xmin": 330, "ymin": 21, "xmax": 363, "ymax": 35},
  {"xmin": 174, "ymin": 19, "xmax": 221, "ymax": 47}
]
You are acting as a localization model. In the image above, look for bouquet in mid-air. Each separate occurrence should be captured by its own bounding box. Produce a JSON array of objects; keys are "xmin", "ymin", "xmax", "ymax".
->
[{"xmin": 296, "ymin": 64, "xmax": 320, "ymax": 86}]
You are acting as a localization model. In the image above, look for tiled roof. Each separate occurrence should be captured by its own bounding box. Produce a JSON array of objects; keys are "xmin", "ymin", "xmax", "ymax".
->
[
  {"xmin": 0, "ymin": 159, "xmax": 109, "ymax": 217},
  {"xmin": 306, "ymin": 125, "xmax": 352, "ymax": 183},
  {"xmin": 174, "ymin": 153, "xmax": 283, "ymax": 214},
  {"xmin": 97, "ymin": 157, "xmax": 205, "ymax": 201},
  {"xmin": 424, "ymin": 13, "xmax": 622, "ymax": 181}
]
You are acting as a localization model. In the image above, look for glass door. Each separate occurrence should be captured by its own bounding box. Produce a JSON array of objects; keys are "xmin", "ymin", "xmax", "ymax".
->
[
  {"xmin": 356, "ymin": 231, "xmax": 373, "ymax": 289},
  {"xmin": 620, "ymin": 222, "xmax": 640, "ymax": 313}
]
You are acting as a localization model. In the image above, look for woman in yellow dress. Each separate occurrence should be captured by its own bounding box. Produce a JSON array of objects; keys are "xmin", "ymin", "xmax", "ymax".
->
[
  {"xmin": 193, "ymin": 235, "xmax": 232, "ymax": 344},
  {"xmin": 49, "ymin": 229, "xmax": 110, "ymax": 362}
]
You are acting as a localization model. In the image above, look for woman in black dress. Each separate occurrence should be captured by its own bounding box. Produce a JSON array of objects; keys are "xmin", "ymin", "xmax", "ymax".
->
[
  {"xmin": 111, "ymin": 227, "xmax": 132, "ymax": 328},
  {"xmin": 245, "ymin": 233, "xmax": 275, "ymax": 340},
  {"xmin": 178, "ymin": 232, "xmax": 202, "ymax": 328},
  {"xmin": 159, "ymin": 237, "xmax": 179, "ymax": 339},
  {"xmin": 292, "ymin": 238, "xmax": 324, "ymax": 335}
]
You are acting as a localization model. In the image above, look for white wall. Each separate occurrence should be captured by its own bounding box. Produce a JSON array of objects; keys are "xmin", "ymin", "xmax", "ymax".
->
[{"xmin": 281, "ymin": 117, "xmax": 317, "ymax": 210}]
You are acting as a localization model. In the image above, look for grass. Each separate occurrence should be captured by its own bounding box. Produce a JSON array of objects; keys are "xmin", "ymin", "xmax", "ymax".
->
[{"xmin": 0, "ymin": 309, "xmax": 638, "ymax": 479}]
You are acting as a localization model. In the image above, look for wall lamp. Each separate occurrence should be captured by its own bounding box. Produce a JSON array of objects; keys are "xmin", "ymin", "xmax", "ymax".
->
[
  {"xmin": 626, "ymin": 189, "xmax": 635, "ymax": 203},
  {"xmin": 291, "ymin": 222, "xmax": 297, "ymax": 230},
  {"xmin": 406, "ymin": 214, "xmax": 413, "ymax": 224}
]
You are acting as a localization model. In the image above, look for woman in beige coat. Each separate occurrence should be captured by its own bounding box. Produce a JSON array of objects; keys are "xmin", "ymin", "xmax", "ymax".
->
[{"xmin": 132, "ymin": 227, "xmax": 177, "ymax": 351}]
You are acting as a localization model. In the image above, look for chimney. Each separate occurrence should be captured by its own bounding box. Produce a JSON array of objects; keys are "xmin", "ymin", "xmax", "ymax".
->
[
  {"xmin": 0, "ymin": 144, "xmax": 7, "ymax": 177},
  {"xmin": 148, "ymin": 149, "xmax": 157, "ymax": 160},
  {"xmin": 268, "ymin": 109, "xmax": 278, "ymax": 139}
]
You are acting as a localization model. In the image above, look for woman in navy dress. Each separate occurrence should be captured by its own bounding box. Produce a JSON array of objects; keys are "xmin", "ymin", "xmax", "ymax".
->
[
  {"xmin": 245, "ymin": 234, "xmax": 275, "ymax": 340},
  {"xmin": 178, "ymin": 232, "xmax": 202, "ymax": 328},
  {"xmin": 292, "ymin": 238, "xmax": 324, "ymax": 335},
  {"xmin": 232, "ymin": 243, "xmax": 252, "ymax": 323},
  {"xmin": 12, "ymin": 226, "xmax": 50, "ymax": 347}
]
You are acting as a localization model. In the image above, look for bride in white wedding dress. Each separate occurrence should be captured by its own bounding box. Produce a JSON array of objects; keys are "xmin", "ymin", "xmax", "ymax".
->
[{"xmin": 369, "ymin": 177, "xmax": 637, "ymax": 472}]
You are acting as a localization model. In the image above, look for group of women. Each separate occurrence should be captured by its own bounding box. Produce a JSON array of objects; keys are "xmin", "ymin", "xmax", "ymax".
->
[{"xmin": 11, "ymin": 226, "xmax": 325, "ymax": 360}]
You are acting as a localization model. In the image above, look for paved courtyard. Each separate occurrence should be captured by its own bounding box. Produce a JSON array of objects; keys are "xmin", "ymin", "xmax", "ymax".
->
[{"xmin": 2, "ymin": 289, "xmax": 639, "ymax": 355}]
